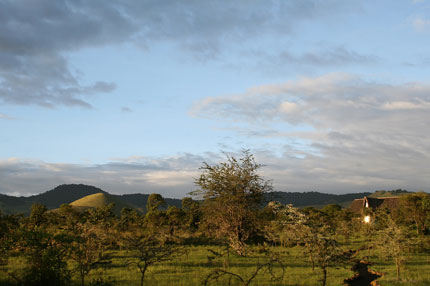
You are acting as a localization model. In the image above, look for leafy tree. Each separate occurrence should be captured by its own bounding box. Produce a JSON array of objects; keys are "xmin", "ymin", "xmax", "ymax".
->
[
  {"xmin": 146, "ymin": 193, "xmax": 166, "ymax": 212},
  {"xmin": 86, "ymin": 203, "xmax": 117, "ymax": 251},
  {"xmin": 334, "ymin": 209, "xmax": 357, "ymax": 243},
  {"xmin": 166, "ymin": 206, "xmax": 186, "ymax": 237},
  {"xmin": 299, "ymin": 224, "xmax": 345, "ymax": 286},
  {"xmin": 69, "ymin": 222, "xmax": 111, "ymax": 286},
  {"xmin": 264, "ymin": 202, "xmax": 306, "ymax": 247},
  {"xmin": 0, "ymin": 211, "xmax": 21, "ymax": 279},
  {"xmin": 29, "ymin": 202, "xmax": 49, "ymax": 227},
  {"xmin": 122, "ymin": 229, "xmax": 181, "ymax": 286},
  {"xmin": 192, "ymin": 150, "xmax": 272, "ymax": 256},
  {"xmin": 181, "ymin": 197, "xmax": 201, "ymax": 231},
  {"xmin": 373, "ymin": 216, "xmax": 411, "ymax": 281},
  {"xmin": 10, "ymin": 204, "xmax": 71, "ymax": 286},
  {"xmin": 55, "ymin": 204, "xmax": 83, "ymax": 235},
  {"xmin": 118, "ymin": 207, "xmax": 141, "ymax": 232},
  {"xmin": 401, "ymin": 192, "xmax": 430, "ymax": 235},
  {"xmin": 202, "ymin": 246, "xmax": 284, "ymax": 286},
  {"xmin": 144, "ymin": 194, "xmax": 168, "ymax": 238},
  {"xmin": 268, "ymin": 203, "xmax": 347, "ymax": 286},
  {"xmin": 19, "ymin": 230, "xmax": 71, "ymax": 286},
  {"xmin": 321, "ymin": 204, "xmax": 342, "ymax": 217}
]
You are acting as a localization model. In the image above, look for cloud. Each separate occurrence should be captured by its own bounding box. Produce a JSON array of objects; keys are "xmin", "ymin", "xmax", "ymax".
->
[
  {"xmin": 259, "ymin": 47, "xmax": 377, "ymax": 69},
  {"xmin": 413, "ymin": 16, "xmax": 430, "ymax": 31},
  {"xmin": 0, "ymin": 112, "xmax": 15, "ymax": 120},
  {"xmin": 0, "ymin": 0, "xmax": 361, "ymax": 108},
  {"xmin": 192, "ymin": 73, "xmax": 430, "ymax": 127},
  {"xmin": 2, "ymin": 136, "xmax": 429, "ymax": 198},
  {"xmin": 121, "ymin": 106, "xmax": 132, "ymax": 113},
  {"xmin": 191, "ymin": 73, "xmax": 430, "ymax": 193},
  {"xmin": 0, "ymin": 1, "xmax": 127, "ymax": 108},
  {"xmin": 0, "ymin": 153, "xmax": 221, "ymax": 198}
]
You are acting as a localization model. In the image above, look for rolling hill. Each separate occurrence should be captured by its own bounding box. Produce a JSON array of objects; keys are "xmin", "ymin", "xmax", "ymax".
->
[
  {"xmin": 0, "ymin": 184, "xmax": 182, "ymax": 215},
  {"xmin": 367, "ymin": 189, "xmax": 411, "ymax": 198},
  {"xmin": 0, "ymin": 184, "xmax": 416, "ymax": 215},
  {"xmin": 64, "ymin": 192, "xmax": 134, "ymax": 214}
]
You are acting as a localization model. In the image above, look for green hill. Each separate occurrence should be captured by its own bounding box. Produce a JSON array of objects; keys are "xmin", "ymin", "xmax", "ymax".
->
[
  {"xmin": 0, "ymin": 184, "xmax": 182, "ymax": 215},
  {"xmin": 0, "ymin": 184, "xmax": 421, "ymax": 215},
  {"xmin": 0, "ymin": 193, "xmax": 30, "ymax": 214},
  {"xmin": 368, "ymin": 189, "xmax": 411, "ymax": 198},
  {"xmin": 0, "ymin": 184, "xmax": 109, "ymax": 214},
  {"xmin": 66, "ymin": 192, "xmax": 133, "ymax": 214},
  {"xmin": 30, "ymin": 184, "xmax": 108, "ymax": 208}
]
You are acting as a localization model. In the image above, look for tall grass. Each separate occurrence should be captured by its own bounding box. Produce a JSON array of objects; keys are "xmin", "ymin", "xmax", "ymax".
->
[{"xmin": 2, "ymin": 243, "xmax": 430, "ymax": 285}]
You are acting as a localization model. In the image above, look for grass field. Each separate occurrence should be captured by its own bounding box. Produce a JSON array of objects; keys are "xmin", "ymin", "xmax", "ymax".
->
[{"xmin": 2, "ymin": 242, "xmax": 430, "ymax": 286}]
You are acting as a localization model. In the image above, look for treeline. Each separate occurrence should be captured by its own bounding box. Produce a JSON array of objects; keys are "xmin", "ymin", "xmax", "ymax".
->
[{"xmin": 1, "ymin": 152, "xmax": 429, "ymax": 286}]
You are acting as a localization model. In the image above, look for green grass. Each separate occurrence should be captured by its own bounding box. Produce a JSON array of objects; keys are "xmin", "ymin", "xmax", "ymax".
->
[{"xmin": 2, "ymin": 243, "xmax": 430, "ymax": 286}]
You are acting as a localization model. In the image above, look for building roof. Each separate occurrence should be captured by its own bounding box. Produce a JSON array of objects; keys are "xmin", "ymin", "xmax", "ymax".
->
[
  {"xmin": 349, "ymin": 199, "xmax": 364, "ymax": 213},
  {"xmin": 349, "ymin": 196, "xmax": 400, "ymax": 214}
]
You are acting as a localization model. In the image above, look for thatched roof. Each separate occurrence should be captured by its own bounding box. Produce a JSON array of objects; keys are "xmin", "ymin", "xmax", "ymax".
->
[
  {"xmin": 378, "ymin": 197, "xmax": 400, "ymax": 209},
  {"xmin": 349, "ymin": 196, "xmax": 400, "ymax": 213},
  {"xmin": 350, "ymin": 199, "xmax": 364, "ymax": 213}
]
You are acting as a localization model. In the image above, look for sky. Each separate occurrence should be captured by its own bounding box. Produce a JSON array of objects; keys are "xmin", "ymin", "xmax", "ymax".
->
[{"xmin": 1, "ymin": 0, "xmax": 429, "ymax": 198}]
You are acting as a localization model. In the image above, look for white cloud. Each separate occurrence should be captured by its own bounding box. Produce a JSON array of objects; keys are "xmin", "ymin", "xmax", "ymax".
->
[
  {"xmin": 382, "ymin": 101, "xmax": 428, "ymax": 110},
  {"xmin": 413, "ymin": 16, "xmax": 430, "ymax": 31},
  {"xmin": 0, "ymin": 0, "xmax": 361, "ymax": 108},
  {"xmin": 0, "ymin": 112, "xmax": 15, "ymax": 120},
  {"xmin": 1, "ymin": 75, "xmax": 430, "ymax": 196},
  {"xmin": 192, "ymin": 73, "xmax": 430, "ymax": 127},
  {"xmin": 279, "ymin": 101, "xmax": 299, "ymax": 113},
  {"xmin": 190, "ymin": 73, "xmax": 430, "ymax": 193},
  {"xmin": 0, "ymin": 153, "xmax": 219, "ymax": 198}
]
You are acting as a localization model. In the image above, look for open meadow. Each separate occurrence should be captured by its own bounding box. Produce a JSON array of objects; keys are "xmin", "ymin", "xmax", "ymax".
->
[{"xmin": 2, "ymin": 241, "xmax": 430, "ymax": 286}]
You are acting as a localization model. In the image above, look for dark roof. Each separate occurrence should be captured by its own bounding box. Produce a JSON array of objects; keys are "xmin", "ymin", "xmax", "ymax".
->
[
  {"xmin": 349, "ymin": 196, "xmax": 400, "ymax": 213},
  {"xmin": 379, "ymin": 197, "xmax": 400, "ymax": 209},
  {"xmin": 366, "ymin": 197, "xmax": 384, "ymax": 208},
  {"xmin": 350, "ymin": 199, "xmax": 364, "ymax": 213}
]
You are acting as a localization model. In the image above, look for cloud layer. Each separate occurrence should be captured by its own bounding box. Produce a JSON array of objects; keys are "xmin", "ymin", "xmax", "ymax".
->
[
  {"xmin": 2, "ymin": 73, "xmax": 429, "ymax": 197},
  {"xmin": 0, "ymin": 154, "xmax": 214, "ymax": 197},
  {"xmin": 191, "ymin": 73, "xmax": 430, "ymax": 193},
  {"xmin": 0, "ymin": 0, "xmax": 360, "ymax": 108}
]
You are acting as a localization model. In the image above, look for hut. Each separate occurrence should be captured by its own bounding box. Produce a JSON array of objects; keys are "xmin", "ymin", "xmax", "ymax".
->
[{"xmin": 349, "ymin": 196, "xmax": 400, "ymax": 214}]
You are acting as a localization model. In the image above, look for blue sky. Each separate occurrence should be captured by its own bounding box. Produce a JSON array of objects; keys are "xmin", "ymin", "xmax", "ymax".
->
[{"xmin": 1, "ymin": 0, "xmax": 430, "ymax": 197}]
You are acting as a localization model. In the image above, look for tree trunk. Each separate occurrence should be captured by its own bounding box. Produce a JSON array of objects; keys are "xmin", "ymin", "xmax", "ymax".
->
[
  {"xmin": 321, "ymin": 267, "xmax": 327, "ymax": 286},
  {"xmin": 415, "ymin": 218, "xmax": 420, "ymax": 235},
  {"xmin": 396, "ymin": 258, "xmax": 400, "ymax": 281},
  {"xmin": 140, "ymin": 264, "xmax": 148, "ymax": 286},
  {"xmin": 310, "ymin": 253, "xmax": 315, "ymax": 271}
]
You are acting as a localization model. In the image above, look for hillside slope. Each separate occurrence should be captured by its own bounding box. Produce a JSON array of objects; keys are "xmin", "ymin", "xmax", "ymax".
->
[
  {"xmin": 30, "ymin": 184, "xmax": 108, "ymax": 208},
  {"xmin": 67, "ymin": 192, "xmax": 133, "ymax": 214},
  {"xmin": 0, "ymin": 184, "xmax": 182, "ymax": 215},
  {"xmin": 0, "ymin": 184, "xmax": 417, "ymax": 215}
]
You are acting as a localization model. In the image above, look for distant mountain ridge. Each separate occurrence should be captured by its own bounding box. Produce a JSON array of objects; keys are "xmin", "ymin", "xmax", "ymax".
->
[
  {"xmin": 0, "ymin": 184, "xmax": 183, "ymax": 215},
  {"xmin": 30, "ymin": 184, "xmax": 108, "ymax": 208},
  {"xmin": 0, "ymin": 184, "xmax": 410, "ymax": 215}
]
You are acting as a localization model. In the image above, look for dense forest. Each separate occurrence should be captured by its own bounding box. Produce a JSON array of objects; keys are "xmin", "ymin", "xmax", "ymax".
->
[{"xmin": 0, "ymin": 152, "xmax": 429, "ymax": 286}]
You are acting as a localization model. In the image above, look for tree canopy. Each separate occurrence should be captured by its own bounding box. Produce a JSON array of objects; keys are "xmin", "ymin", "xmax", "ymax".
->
[{"xmin": 192, "ymin": 150, "xmax": 272, "ymax": 255}]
